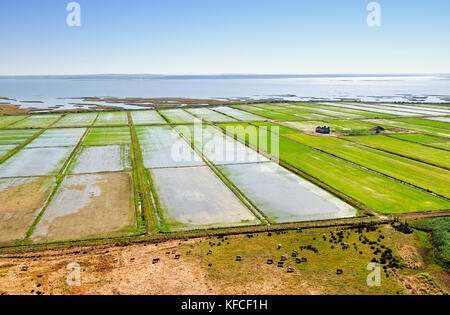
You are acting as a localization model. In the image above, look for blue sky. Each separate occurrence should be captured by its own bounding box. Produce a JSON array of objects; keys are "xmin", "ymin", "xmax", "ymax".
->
[{"xmin": 0, "ymin": 0, "xmax": 449, "ymax": 75}]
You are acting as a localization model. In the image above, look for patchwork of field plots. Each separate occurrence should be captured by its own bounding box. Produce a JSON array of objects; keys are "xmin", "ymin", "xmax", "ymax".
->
[
  {"xmin": 0, "ymin": 102, "xmax": 449, "ymax": 246},
  {"xmin": 219, "ymin": 122, "xmax": 450, "ymax": 213}
]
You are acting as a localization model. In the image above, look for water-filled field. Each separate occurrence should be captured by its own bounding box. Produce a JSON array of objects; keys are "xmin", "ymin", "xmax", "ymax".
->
[
  {"xmin": 70, "ymin": 145, "xmax": 132, "ymax": 174},
  {"xmin": 177, "ymin": 124, "xmax": 269, "ymax": 165},
  {"xmin": 213, "ymin": 106, "xmax": 267, "ymax": 121},
  {"xmin": 28, "ymin": 128, "xmax": 86, "ymax": 148},
  {"xmin": 136, "ymin": 125, "xmax": 204, "ymax": 168},
  {"xmin": 151, "ymin": 166, "xmax": 259, "ymax": 231},
  {"xmin": 52, "ymin": 113, "xmax": 98, "ymax": 127},
  {"xmin": 158, "ymin": 109, "xmax": 198, "ymax": 124},
  {"xmin": 131, "ymin": 110, "xmax": 166, "ymax": 125},
  {"xmin": 0, "ymin": 146, "xmax": 74, "ymax": 178},
  {"xmin": 94, "ymin": 112, "xmax": 129, "ymax": 126},
  {"xmin": 218, "ymin": 162, "xmax": 356, "ymax": 223},
  {"xmin": 186, "ymin": 108, "xmax": 237, "ymax": 122}
]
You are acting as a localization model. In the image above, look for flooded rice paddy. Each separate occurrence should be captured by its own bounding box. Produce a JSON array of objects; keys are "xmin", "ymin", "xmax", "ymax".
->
[
  {"xmin": 214, "ymin": 106, "xmax": 267, "ymax": 121},
  {"xmin": 52, "ymin": 113, "xmax": 98, "ymax": 127},
  {"xmin": 186, "ymin": 108, "xmax": 237, "ymax": 122},
  {"xmin": 94, "ymin": 112, "xmax": 129, "ymax": 126},
  {"xmin": 177, "ymin": 124, "xmax": 269, "ymax": 165},
  {"xmin": 131, "ymin": 110, "xmax": 166, "ymax": 125},
  {"xmin": 0, "ymin": 146, "xmax": 74, "ymax": 178},
  {"xmin": 151, "ymin": 166, "xmax": 259, "ymax": 231},
  {"xmin": 219, "ymin": 162, "xmax": 356, "ymax": 223},
  {"xmin": 70, "ymin": 145, "xmax": 132, "ymax": 174},
  {"xmin": 158, "ymin": 109, "xmax": 198, "ymax": 124},
  {"xmin": 28, "ymin": 128, "xmax": 86, "ymax": 148},
  {"xmin": 136, "ymin": 125, "xmax": 204, "ymax": 168}
]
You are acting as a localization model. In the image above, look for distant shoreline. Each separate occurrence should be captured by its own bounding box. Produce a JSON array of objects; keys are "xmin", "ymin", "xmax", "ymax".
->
[{"xmin": 0, "ymin": 74, "xmax": 449, "ymax": 80}]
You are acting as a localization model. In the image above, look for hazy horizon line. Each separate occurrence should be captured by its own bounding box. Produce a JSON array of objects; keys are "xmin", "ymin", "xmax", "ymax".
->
[{"xmin": 0, "ymin": 73, "xmax": 449, "ymax": 80}]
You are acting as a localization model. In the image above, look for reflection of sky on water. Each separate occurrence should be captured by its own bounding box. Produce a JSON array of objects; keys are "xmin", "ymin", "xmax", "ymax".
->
[{"xmin": 0, "ymin": 76, "xmax": 449, "ymax": 112}]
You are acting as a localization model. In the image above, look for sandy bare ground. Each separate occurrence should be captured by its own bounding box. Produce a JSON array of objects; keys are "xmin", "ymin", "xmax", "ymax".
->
[
  {"xmin": 0, "ymin": 177, "xmax": 55, "ymax": 245},
  {"xmin": 31, "ymin": 172, "xmax": 136, "ymax": 244},
  {"xmin": 0, "ymin": 238, "xmax": 318, "ymax": 295},
  {"xmin": 0, "ymin": 241, "xmax": 212, "ymax": 295}
]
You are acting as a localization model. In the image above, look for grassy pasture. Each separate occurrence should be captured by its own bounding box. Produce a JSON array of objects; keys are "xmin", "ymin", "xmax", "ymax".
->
[
  {"xmin": 389, "ymin": 133, "xmax": 450, "ymax": 150},
  {"xmin": 7, "ymin": 114, "xmax": 61, "ymax": 129},
  {"xmin": 347, "ymin": 135, "xmax": 450, "ymax": 169},
  {"xmin": 84, "ymin": 127, "xmax": 131, "ymax": 146},
  {"xmin": 184, "ymin": 226, "xmax": 409, "ymax": 295},
  {"xmin": 394, "ymin": 117, "xmax": 450, "ymax": 130},
  {"xmin": 363, "ymin": 119, "xmax": 450, "ymax": 137},
  {"xmin": 316, "ymin": 143, "xmax": 450, "ymax": 198},
  {"xmin": 258, "ymin": 122, "xmax": 450, "ymax": 198},
  {"xmin": 0, "ymin": 129, "xmax": 38, "ymax": 145},
  {"xmin": 218, "ymin": 122, "xmax": 450, "ymax": 214},
  {"xmin": 0, "ymin": 116, "xmax": 27, "ymax": 129},
  {"xmin": 289, "ymin": 102, "xmax": 394, "ymax": 118},
  {"xmin": 281, "ymin": 119, "xmax": 380, "ymax": 134}
]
